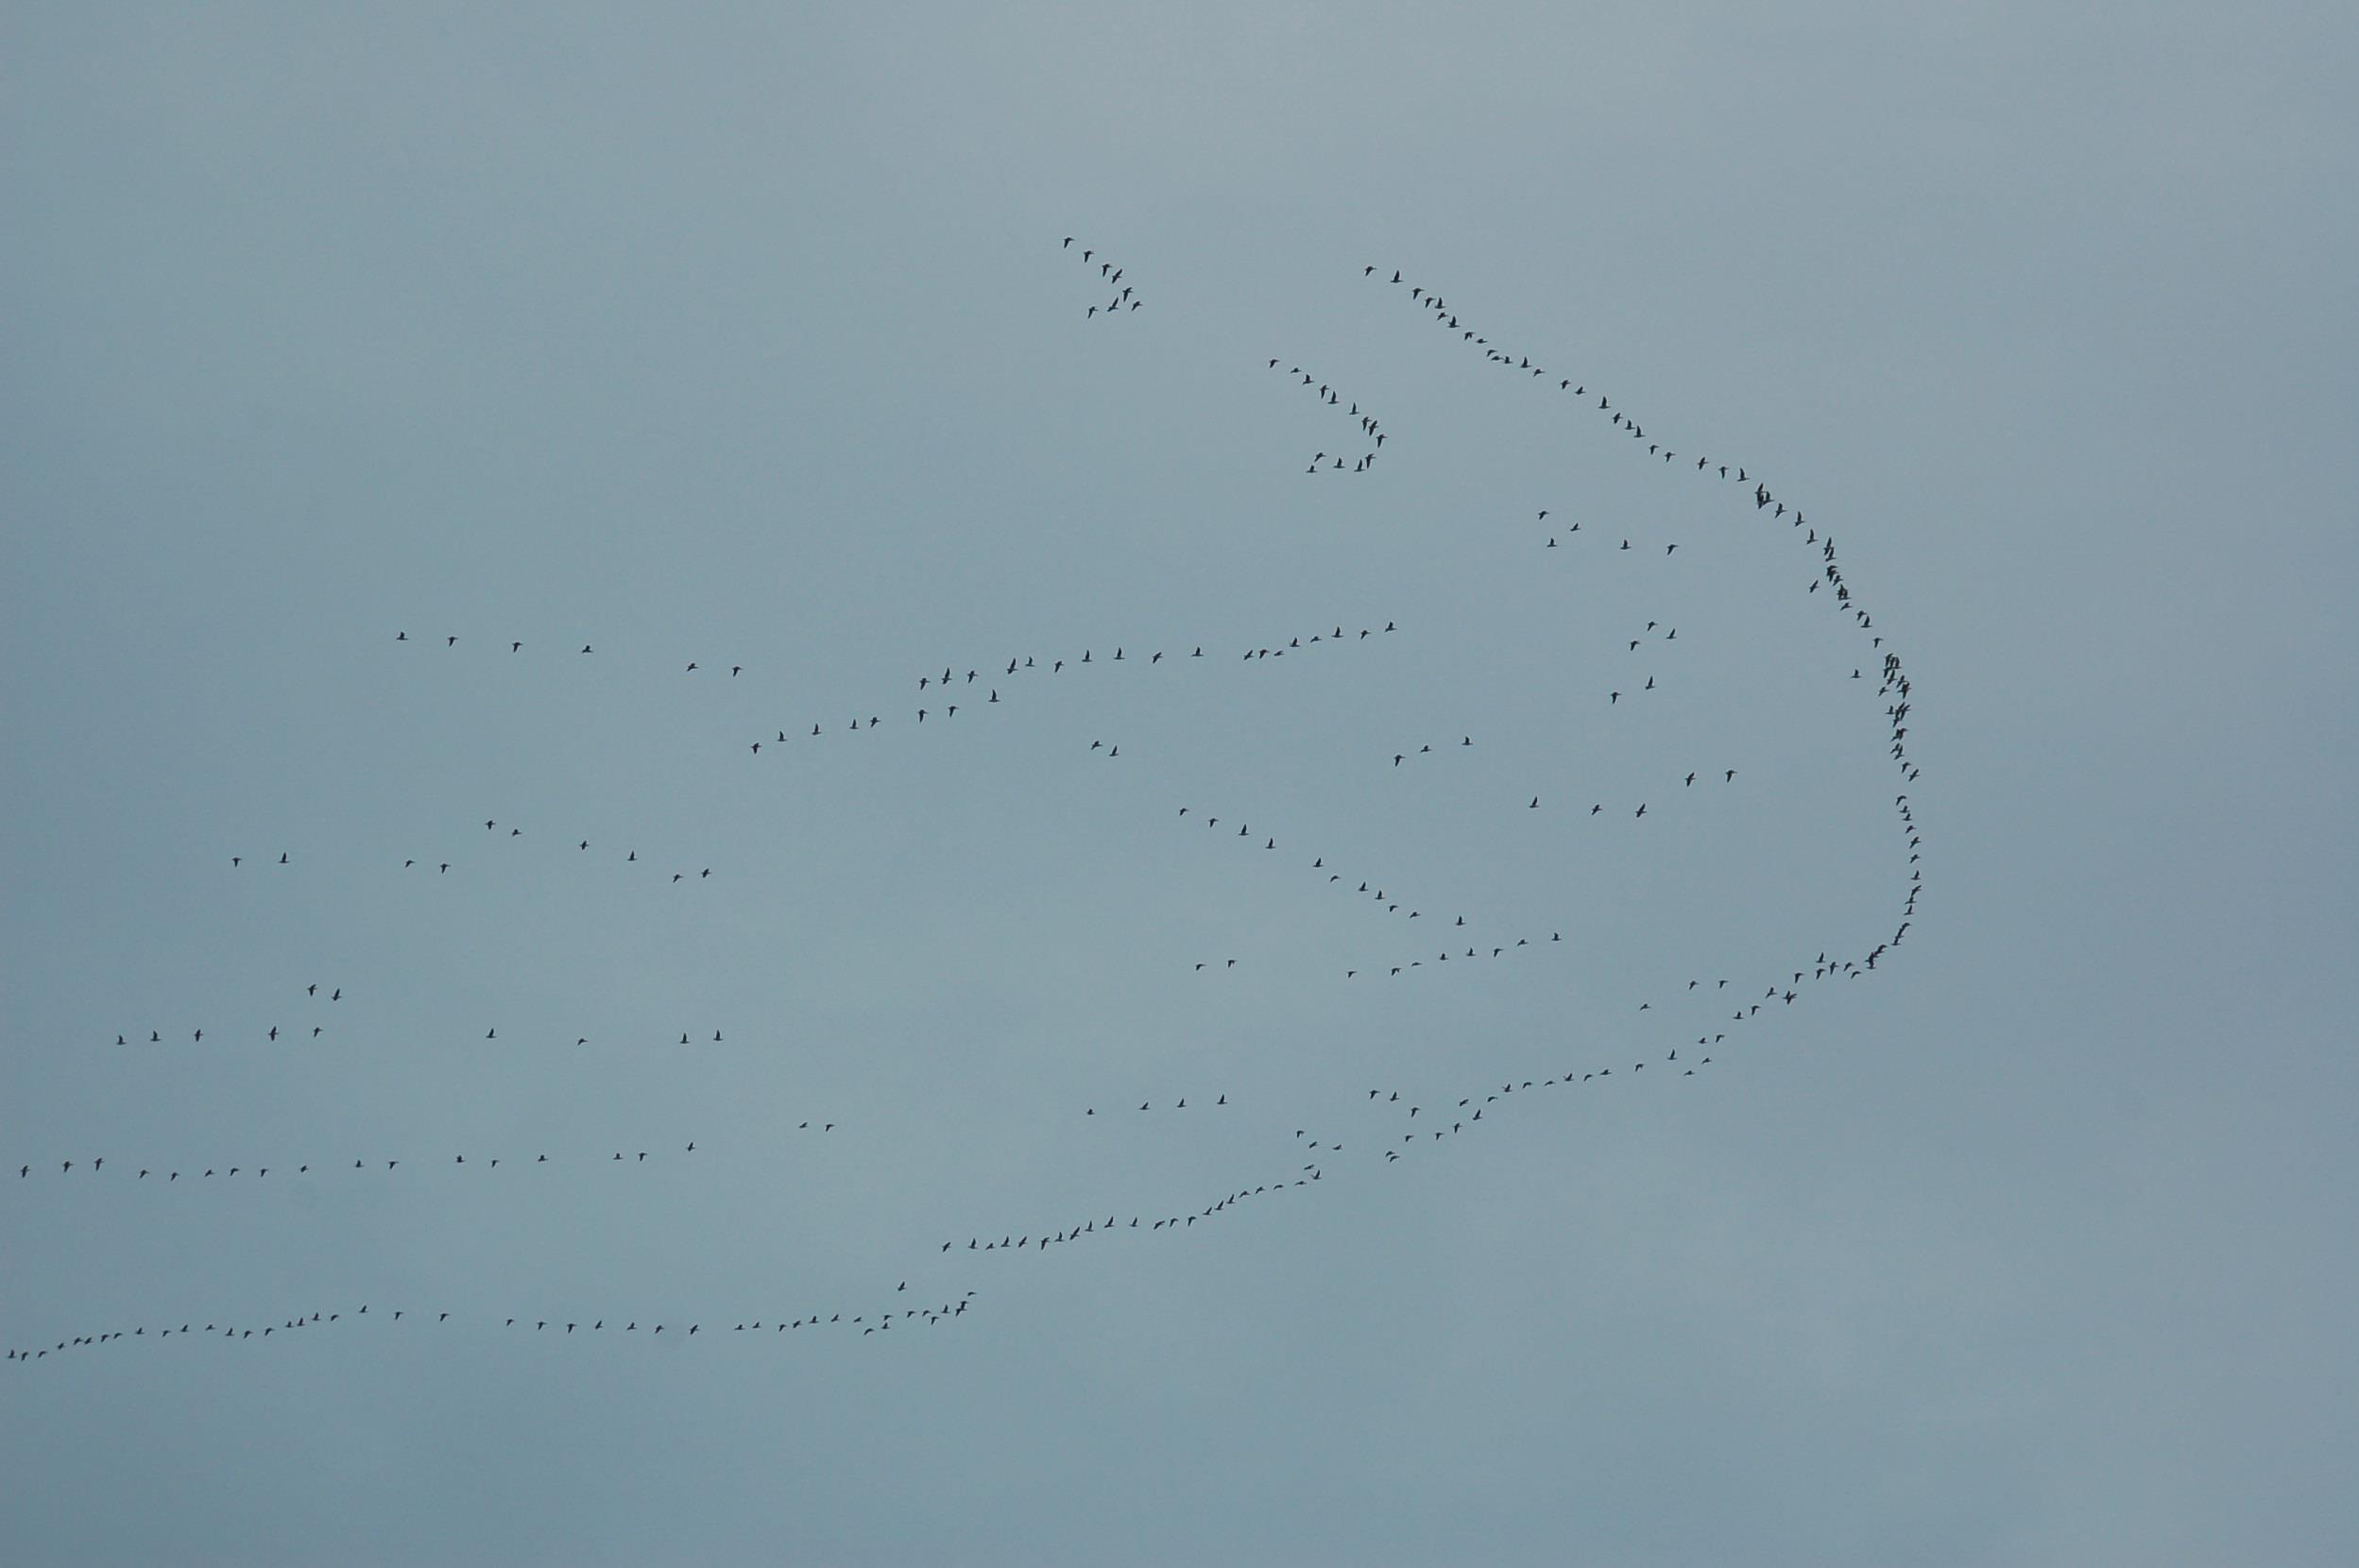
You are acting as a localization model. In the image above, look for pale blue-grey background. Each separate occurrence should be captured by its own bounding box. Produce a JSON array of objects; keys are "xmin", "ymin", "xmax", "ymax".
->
[{"xmin": 4, "ymin": 5, "xmax": 2354, "ymax": 1564}]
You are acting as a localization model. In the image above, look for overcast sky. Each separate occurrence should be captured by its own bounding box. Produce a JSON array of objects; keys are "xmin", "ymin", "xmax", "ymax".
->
[{"xmin": 5, "ymin": 6, "xmax": 2355, "ymax": 1565}]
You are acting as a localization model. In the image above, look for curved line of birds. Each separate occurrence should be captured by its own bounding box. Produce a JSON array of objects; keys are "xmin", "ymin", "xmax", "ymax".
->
[
  {"xmin": 1367, "ymin": 264, "xmax": 1922, "ymax": 956},
  {"xmin": 927, "ymin": 979, "xmax": 1848, "ymax": 1307},
  {"xmin": 1064, "ymin": 235, "xmax": 1144, "ymax": 318},
  {"xmin": 940, "ymin": 936, "xmax": 1880, "ymax": 1287},
  {"xmin": 1272, "ymin": 940, "xmax": 1879, "ymax": 1185},
  {"xmin": 935, "ymin": 1153, "xmax": 1330, "ymax": 1259},
  {"xmin": 1266, "ymin": 357, "xmax": 1387, "ymax": 473},
  {"xmin": 1041, "ymin": 940, "xmax": 1896, "ymax": 1271},
  {"xmin": 9, "ymin": 1287, "xmax": 978, "ymax": 1366},
  {"xmin": 1372, "ymin": 264, "xmax": 1912, "ymax": 717}
]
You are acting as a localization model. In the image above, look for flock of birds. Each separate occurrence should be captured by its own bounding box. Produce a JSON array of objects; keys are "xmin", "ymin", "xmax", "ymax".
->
[
  {"xmin": 83, "ymin": 979, "xmax": 779, "ymax": 1058},
  {"xmin": 1268, "ymin": 357, "xmax": 1387, "ymax": 473},
  {"xmin": 9, "ymin": 1293, "xmax": 977, "ymax": 1363},
  {"xmin": 11, "ymin": 246, "xmax": 1924, "ymax": 1369},
  {"xmin": 15, "ymin": 1136, "xmax": 845, "ymax": 1194},
  {"xmin": 1067, "ymin": 235, "xmax": 1145, "ymax": 318},
  {"xmin": 234, "ymin": 616, "xmax": 1409, "ymax": 885}
]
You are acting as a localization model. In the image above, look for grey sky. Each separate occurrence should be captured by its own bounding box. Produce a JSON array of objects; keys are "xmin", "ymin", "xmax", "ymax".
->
[{"xmin": 4, "ymin": 6, "xmax": 2354, "ymax": 1565}]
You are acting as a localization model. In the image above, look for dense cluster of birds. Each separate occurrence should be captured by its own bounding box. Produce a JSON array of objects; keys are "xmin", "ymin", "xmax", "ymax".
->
[
  {"xmin": 14, "ymin": 246, "xmax": 1926, "ymax": 1370},
  {"xmin": 940, "ymin": 1160, "xmax": 1331, "ymax": 1259}
]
